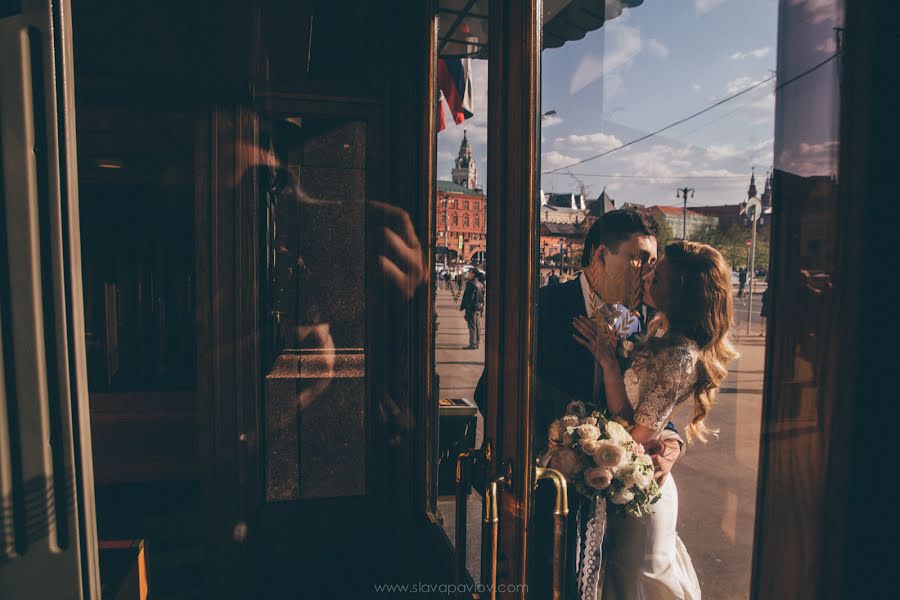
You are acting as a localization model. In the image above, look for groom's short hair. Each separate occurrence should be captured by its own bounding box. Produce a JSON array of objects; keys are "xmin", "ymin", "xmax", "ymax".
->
[{"xmin": 581, "ymin": 208, "xmax": 659, "ymax": 268}]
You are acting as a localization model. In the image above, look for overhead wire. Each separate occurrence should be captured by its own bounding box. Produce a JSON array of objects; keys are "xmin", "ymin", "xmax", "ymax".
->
[{"xmin": 542, "ymin": 51, "xmax": 840, "ymax": 175}]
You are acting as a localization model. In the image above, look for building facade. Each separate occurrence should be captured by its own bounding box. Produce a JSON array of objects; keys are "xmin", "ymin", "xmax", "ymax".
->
[
  {"xmin": 647, "ymin": 205, "xmax": 720, "ymax": 239},
  {"xmin": 436, "ymin": 132, "xmax": 486, "ymax": 263}
]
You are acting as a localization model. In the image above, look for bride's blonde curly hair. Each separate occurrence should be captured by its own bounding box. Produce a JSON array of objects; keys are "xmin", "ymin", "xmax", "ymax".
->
[{"xmin": 646, "ymin": 241, "xmax": 738, "ymax": 443}]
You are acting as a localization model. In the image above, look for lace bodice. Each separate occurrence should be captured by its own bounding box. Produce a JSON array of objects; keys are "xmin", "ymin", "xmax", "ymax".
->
[{"xmin": 623, "ymin": 340, "xmax": 700, "ymax": 433}]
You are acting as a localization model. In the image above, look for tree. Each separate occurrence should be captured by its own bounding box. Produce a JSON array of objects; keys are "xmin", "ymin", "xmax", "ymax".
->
[
  {"xmin": 650, "ymin": 213, "xmax": 674, "ymax": 251},
  {"xmin": 691, "ymin": 223, "xmax": 770, "ymax": 272}
]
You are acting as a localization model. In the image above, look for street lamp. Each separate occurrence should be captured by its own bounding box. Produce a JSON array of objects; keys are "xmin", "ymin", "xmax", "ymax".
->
[
  {"xmin": 745, "ymin": 196, "xmax": 762, "ymax": 334},
  {"xmin": 676, "ymin": 187, "xmax": 695, "ymax": 240}
]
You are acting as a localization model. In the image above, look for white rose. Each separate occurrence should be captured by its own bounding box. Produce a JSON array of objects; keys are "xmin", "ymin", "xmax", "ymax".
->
[
  {"xmin": 617, "ymin": 464, "xmax": 638, "ymax": 488},
  {"xmin": 610, "ymin": 486, "xmax": 635, "ymax": 505},
  {"xmin": 633, "ymin": 468, "xmax": 654, "ymax": 488},
  {"xmin": 580, "ymin": 416, "xmax": 598, "ymax": 426},
  {"xmin": 576, "ymin": 424, "xmax": 602, "ymax": 441},
  {"xmin": 605, "ymin": 421, "xmax": 633, "ymax": 445},
  {"xmin": 634, "ymin": 453, "xmax": 654, "ymax": 470}
]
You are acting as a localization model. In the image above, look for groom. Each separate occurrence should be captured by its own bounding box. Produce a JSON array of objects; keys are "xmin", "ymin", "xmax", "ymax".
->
[
  {"xmin": 535, "ymin": 208, "xmax": 685, "ymax": 476},
  {"xmin": 483, "ymin": 209, "xmax": 685, "ymax": 599}
]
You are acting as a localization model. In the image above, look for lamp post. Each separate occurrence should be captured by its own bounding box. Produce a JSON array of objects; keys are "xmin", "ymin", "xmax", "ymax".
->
[
  {"xmin": 442, "ymin": 195, "xmax": 450, "ymax": 268},
  {"xmin": 745, "ymin": 196, "xmax": 762, "ymax": 334},
  {"xmin": 676, "ymin": 187, "xmax": 695, "ymax": 240}
]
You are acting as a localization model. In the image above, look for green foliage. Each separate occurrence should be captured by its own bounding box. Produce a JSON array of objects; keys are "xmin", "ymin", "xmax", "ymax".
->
[
  {"xmin": 690, "ymin": 223, "xmax": 769, "ymax": 271},
  {"xmin": 651, "ymin": 213, "xmax": 674, "ymax": 251}
]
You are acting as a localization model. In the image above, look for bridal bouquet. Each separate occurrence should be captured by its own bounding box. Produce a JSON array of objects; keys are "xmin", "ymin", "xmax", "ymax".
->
[{"xmin": 541, "ymin": 402, "xmax": 661, "ymax": 518}]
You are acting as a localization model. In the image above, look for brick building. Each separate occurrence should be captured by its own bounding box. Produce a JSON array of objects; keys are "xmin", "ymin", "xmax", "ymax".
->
[{"xmin": 436, "ymin": 131, "xmax": 486, "ymax": 263}]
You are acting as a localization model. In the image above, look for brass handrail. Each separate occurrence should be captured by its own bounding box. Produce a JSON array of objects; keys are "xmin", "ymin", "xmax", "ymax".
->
[
  {"xmin": 535, "ymin": 466, "xmax": 569, "ymax": 600},
  {"xmin": 455, "ymin": 443, "xmax": 491, "ymax": 589},
  {"xmin": 482, "ymin": 474, "xmax": 505, "ymax": 600}
]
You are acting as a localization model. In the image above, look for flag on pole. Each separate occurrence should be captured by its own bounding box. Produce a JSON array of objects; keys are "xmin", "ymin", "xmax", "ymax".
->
[
  {"xmin": 437, "ymin": 90, "xmax": 447, "ymax": 132},
  {"xmin": 438, "ymin": 57, "xmax": 474, "ymax": 125}
]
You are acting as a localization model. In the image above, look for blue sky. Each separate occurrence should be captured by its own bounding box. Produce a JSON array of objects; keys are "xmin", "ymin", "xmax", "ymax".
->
[{"xmin": 438, "ymin": 0, "xmax": 788, "ymax": 208}]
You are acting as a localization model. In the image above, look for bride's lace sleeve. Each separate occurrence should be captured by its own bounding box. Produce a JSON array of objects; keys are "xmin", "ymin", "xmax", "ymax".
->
[{"xmin": 633, "ymin": 344, "xmax": 698, "ymax": 432}]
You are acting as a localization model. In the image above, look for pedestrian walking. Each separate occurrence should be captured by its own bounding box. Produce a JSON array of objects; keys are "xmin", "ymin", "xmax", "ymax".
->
[
  {"xmin": 459, "ymin": 269, "xmax": 484, "ymax": 349},
  {"xmin": 547, "ymin": 269, "xmax": 560, "ymax": 286},
  {"xmin": 738, "ymin": 267, "xmax": 747, "ymax": 298}
]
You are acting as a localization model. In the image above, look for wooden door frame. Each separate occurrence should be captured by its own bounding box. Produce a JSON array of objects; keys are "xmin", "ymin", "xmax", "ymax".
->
[{"xmin": 485, "ymin": 0, "xmax": 541, "ymax": 595}]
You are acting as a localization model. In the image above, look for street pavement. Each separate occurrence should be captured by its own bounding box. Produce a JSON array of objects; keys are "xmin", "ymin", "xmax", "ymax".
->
[{"xmin": 433, "ymin": 283, "xmax": 768, "ymax": 599}]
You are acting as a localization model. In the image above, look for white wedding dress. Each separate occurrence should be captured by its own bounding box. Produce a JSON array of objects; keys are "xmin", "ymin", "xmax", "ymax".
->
[{"xmin": 602, "ymin": 339, "xmax": 702, "ymax": 600}]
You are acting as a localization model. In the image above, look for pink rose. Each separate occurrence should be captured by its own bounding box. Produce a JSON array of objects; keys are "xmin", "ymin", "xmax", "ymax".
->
[
  {"xmin": 631, "ymin": 442, "xmax": 646, "ymax": 456},
  {"xmin": 548, "ymin": 447, "xmax": 585, "ymax": 480},
  {"xmin": 593, "ymin": 441, "xmax": 626, "ymax": 468},
  {"xmin": 576, "ymin": 423, "xmax": 602, "ymax": 441},
  {"xmin": 584, "ymin": 467, "xmax": 612, "ymax": 491},
  {"xmin": 561, "ymin": 415, "xmax": 581, "ymax": 428},
  {"xmin": 579, "ymin": 438, "xmax": 601, "ymax": 455}
]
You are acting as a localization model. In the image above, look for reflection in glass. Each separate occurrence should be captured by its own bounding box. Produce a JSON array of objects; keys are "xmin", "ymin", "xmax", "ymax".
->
[
  {"xmin": 536, "ymin": 1, "xmax": 778, "ymax": 597},
  {"xmin": 431, "ymin": 2, "xmax": 489, "ymax": 583},
  {"xmin": 260, "ymin": 116, "xmax": 368, "ymax": 501}
]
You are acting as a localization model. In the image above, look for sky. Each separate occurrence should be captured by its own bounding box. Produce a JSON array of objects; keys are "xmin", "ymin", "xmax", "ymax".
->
[{"xmin": 437, "ymin": 0, "xmax": 789, "ymax": 209}]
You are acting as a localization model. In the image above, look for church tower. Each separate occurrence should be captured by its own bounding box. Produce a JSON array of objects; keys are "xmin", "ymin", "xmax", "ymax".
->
[
  {"xmin": 451, "ymin": 130, "xmax": 478, "ymax": 190},
  {"xmin": 747, "ymin": 166, "xmax": 758, "ymax": 199}
]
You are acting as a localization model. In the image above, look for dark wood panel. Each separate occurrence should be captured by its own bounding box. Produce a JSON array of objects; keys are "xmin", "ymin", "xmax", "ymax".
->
[{"xmin": 89, "ymin": 392, "xmax": 198, "ymax": 484}]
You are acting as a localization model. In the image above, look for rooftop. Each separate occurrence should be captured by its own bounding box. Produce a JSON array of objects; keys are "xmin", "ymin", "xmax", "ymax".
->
[
  {"xmin": 437, "ymin": 180, "xmax": 484, "ymax": 196},
  {"xmin": 649, "ymin": 205, "xmax": 709, "ymax": 218}
]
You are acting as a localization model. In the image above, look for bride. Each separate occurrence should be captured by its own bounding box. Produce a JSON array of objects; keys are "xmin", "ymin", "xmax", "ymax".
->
[{"xmin": 572, "ymin": 240, "xmax": 737, "ymax": 600}]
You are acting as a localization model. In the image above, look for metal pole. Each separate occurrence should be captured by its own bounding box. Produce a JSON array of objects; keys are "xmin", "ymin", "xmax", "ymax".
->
[
  {"xmin": 746, "ymin": 216, "xmax": 758, "ymax": 334},
  {"xmin": 682, "ymin": 191, "xmax": 687, "ymax": 240}
]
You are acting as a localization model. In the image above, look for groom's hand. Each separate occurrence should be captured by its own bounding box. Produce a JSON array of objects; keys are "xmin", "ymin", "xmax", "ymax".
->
[{"xmin": 645, "ymin": 437, "xmax": 681, "ymax": 485}]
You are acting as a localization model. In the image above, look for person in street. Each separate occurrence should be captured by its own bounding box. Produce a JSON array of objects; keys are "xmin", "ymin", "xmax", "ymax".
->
[
  {"xmin": 759, "ymin": 275, "xmax": 770, "ymax": 336},
  {"xmin": 459, "ymin": 269, "xmax": 484, "ymax": 349},
  {"xmin": 547, "ymin": 269, "xmax": 560, "ymax": 285},
  {"xmin": 738, "ymin": 267, "xmax": 747, "ymax": 298},
  {"xmin": 442, "ymin": 269, "xmax": 451, "ymax": 290}
]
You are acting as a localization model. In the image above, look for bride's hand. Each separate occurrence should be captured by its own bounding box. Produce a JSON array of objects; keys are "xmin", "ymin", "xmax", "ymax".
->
[{"xmin": 572, "ymin": 316, "xmax": 619, "ymax": 373}]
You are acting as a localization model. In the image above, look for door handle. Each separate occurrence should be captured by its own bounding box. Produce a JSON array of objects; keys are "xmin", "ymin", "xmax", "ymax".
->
[
  {"xmin": 481, "ymin": 472, "xmax": 505, "ymax": 600},
  {"xmin": 535, "ymin": 466, "xmax": 569, "ymax": 600},
  {"xmin": 454, "ymin": 442, "xmax": 491, "ymax": 588}
]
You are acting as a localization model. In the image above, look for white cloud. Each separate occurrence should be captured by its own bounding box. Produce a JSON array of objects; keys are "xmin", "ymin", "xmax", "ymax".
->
[
  {"xmin": 725, "ymin": 76, "xmax": 768, "ymax": 94},
  {"xmin": 692, "ymin": 83, "xmax": 702, "ymax": 92},
  {"xmin": 554, "ymin": 132, "xmax": 624, "ymax": 154},
  {"xmin": 438, "ymin": 151, "xmax": 454, "ymax": 162},
  {"xmin": 541, "ymin": 114, "xmax": 564, "ymax": 127},
  {"xmin": 695, "ymin": 0, "xmax": 726, "ymax": 15},
  {"xmin": 647, "ymin": 39, "xmax": 670, "ymax": 59},
  {"xmin": 569, "ymin": 23, "xmax": 644, "ymax": 95},
  {"xmin": 778, "ymin": 140, "xmax": 837, "ymax": 176},
  {"xmin": 730, "ymin": 46, "xmax": 772, "ymax": 60},
  {"xmin": 790, "ymin": 0, "xmax": 840, "ymax": 25},
  {"xmin": 817, "ymin": 37, "xmax": 837, "ymax": 54},
  {"xmin": 706, "ymin": 144, "xmax": 739, "ymax": 161},
  {"xmin": 542, "ymin": 151, "xmax": 581, "ymax": 171},
  {"xmin": 748, "ymin": 92, "xmax": 775, "ymax": 111}
]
